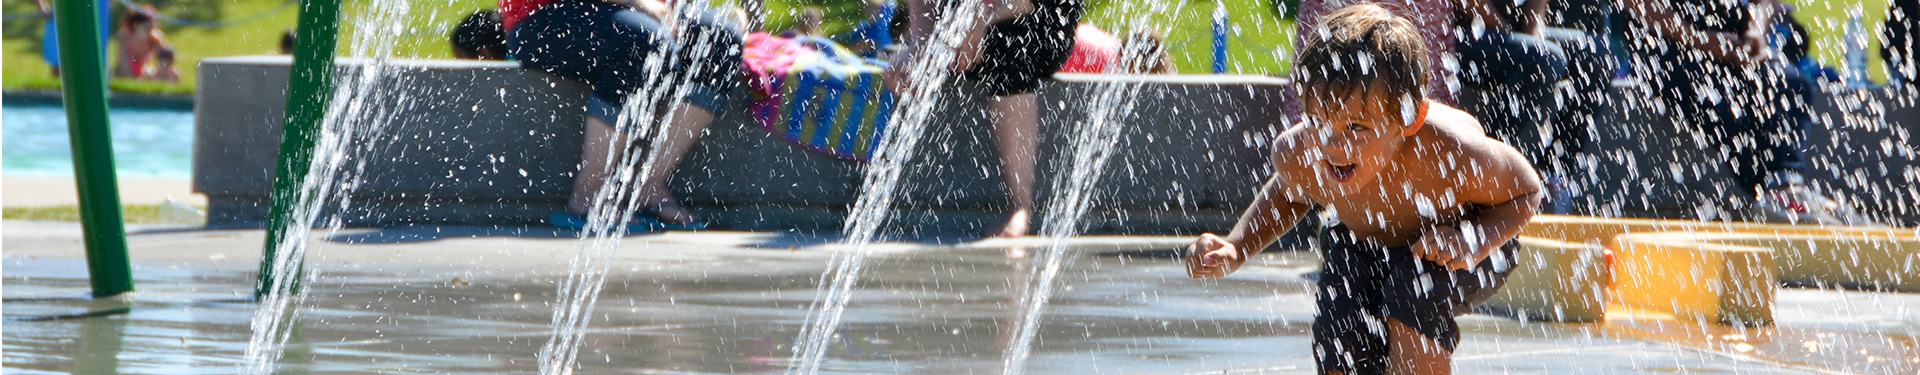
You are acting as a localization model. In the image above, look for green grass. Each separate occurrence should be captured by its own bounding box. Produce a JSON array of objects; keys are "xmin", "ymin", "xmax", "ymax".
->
[
  {"xmin": 1085, "ymin": 0, "xmax": 1295, "ymax": 75},
  {"xmin": 3, "ymin": 0, "xmax": 298, "ymax": 93},
  {"xmin": 1, "ymin": 0, "xmax": 1287, "ymax": 95},
  {"xmin": 2, "ymin": 204, "xmax": 205, "ymax": 224},
  {"xmin": 2, "ymin": 0, "xmax": 496, "ymax": 94},
  {"xmin": 772, "ymin": 0, "xmax": 1297, "ymax": 74},
  {"xmin": 0, "ymin": 0, "xmax": 1898, "ymax": 92},
  {"xmin": 1789, "ymin": 0, "xmax": 1893, "ymax": 84},
  {"xmin": 107, "ymin": 78, "xmax": 197, "ymax": 95}
]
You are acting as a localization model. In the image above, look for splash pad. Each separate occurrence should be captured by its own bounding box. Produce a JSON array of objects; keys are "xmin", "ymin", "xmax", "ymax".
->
[
  {"xmin": 6, "ymin": 218, "xmax": 1917, "ymax": 373},
  {"xmin": 12, "ymin": 8, "xmax": 1920, "ymax": 373},
  {"xmin": 13, "ymin": 59, "xmax": 1920, "ymax": 373}
]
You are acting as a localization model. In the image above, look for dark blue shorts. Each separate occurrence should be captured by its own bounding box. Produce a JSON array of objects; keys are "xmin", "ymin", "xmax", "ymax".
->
[
  {"xmin": 1312, "ymin": 223, "xmax": 1516, "ymax": 374},
  {"xmin": 508, "ymin": 0, "xmax": 744, "ymax": 124},
  {"xmin": 961, "ymin": 2, "xmax": 1081, "ymax": 97}
]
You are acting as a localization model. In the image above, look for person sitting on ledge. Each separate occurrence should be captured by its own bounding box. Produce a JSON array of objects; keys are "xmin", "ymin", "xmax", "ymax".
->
[
  {"xmin": 503, "ymin": 0, "xmax": 747, "ymax": 231},
  {"xmin": 886, "ymin": 0, "xmax": 1084, "ymax": 237},
  {"xmin": 1184, "ymin": 5, "xmax": 1541, "ymax": 374},
  {"xmin": 1622, "ymin": 0, "xmax": 1822, "ymax": 223},
  {"xmin": 451, "ymin": 9, "xmax": 507, "ymax": 60},
  {"xmin": 1451, "ymin": 0, "xmax": 1571, "ymax": 211}
]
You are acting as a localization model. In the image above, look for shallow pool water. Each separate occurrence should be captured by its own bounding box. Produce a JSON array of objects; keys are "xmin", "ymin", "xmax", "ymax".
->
[
  {"xmin": 3, "ymin": 223, "xmax": 1914, "ymax": 374},
  {"xmin": 2, "ymin": 105, "xmax": 195, "ymax": 178}
]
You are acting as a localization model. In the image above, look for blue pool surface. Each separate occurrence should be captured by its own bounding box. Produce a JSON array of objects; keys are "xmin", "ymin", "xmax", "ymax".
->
[{"xmin": 3, "ymin": 105, "xmax": 195, "ymax": 178}]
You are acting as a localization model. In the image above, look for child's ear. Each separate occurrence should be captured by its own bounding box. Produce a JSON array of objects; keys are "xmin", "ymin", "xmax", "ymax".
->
[{"xmin": 1401, "ymin": 99, "xmax": 1429, "ymax": 137}]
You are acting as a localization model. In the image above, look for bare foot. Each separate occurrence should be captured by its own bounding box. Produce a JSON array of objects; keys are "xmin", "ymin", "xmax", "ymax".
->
[
  {"xmin": 990, "ymin": 208, "xmax": 1032, "ymax": 238},
  {"xmin": 563, "ymin": 205, "xmax": 654, "ymax": 228},
  {"xmin": 642, "ymin": 198, "xmax": 700, "ymax": 226},
  {"xmin": 1003, "ymin": 246, "xmax": 1029, "ymax": 259}
]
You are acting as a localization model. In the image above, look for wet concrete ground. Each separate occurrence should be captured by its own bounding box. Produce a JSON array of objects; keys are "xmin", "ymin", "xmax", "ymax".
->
[{"xmin": 4, "ymin": 220, "xmax": 1916, "ymax": 374}]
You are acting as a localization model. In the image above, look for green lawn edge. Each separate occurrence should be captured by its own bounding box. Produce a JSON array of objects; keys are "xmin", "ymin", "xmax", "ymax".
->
[{"xmin": 3, "ymin": 204, "xmax": 207, "ymax": 224}]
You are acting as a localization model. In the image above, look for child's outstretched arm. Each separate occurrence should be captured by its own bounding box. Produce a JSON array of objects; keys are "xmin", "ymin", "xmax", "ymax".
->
[{"xmin": 1187, "ymin": 177, "xmax": 1311, "ymax": 278}]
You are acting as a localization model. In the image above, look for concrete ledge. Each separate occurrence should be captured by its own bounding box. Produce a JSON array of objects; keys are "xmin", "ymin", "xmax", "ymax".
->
[
  {"xmin": 1613, "ymin": 232, "xmax": 1776, "ymax": 325},
  {"xmin": 192, "ymin": 55, "xmax": 1920, "ymax": 232},
  {"xmin": 1480, "ymin": 236, "xmax": 1609, "ymax": 322},
  {"xmin": 192, "ymin": 56, "xmax": 1288, "ymax": 234}
]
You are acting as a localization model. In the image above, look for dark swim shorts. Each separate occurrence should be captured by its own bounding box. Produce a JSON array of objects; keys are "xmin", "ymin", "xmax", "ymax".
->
[
  {"xmin": 1312, "ymin": 223, "xmax": 1517, "ymax": 375},
  {"xmin": 962, "ymin": 0, "xmax": 1083, "ymax": 97},
  {"xmin": 510, "ymin": 0, "xmax": 745, "ymax": 126}
]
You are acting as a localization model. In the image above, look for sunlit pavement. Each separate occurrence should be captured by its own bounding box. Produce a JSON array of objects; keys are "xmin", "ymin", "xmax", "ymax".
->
[{"xmin": 4, "ymin": 220, "xmax": 1915, "ymax": 374}]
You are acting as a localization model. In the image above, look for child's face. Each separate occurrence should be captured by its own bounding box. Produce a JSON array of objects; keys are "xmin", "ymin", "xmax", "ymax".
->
[{"xmin": 1304, "ymin": 92, "xmax": 1408, "ymax": 189}]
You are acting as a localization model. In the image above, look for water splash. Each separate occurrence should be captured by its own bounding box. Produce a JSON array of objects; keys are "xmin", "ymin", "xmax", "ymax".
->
[
  {"xmin": 536, "ymin": 3, "xmax": 729, "ymax": 374},
  {"xmin": 999, "ymin": 2, "xmax": 1190, "ymax": 373},
  {"xmin": 240, "ymin": 1, "xmax": 417, "ymax": 373},
  {"xmin": 787, "ymin": 2, "xmax": 988, "ymax": 373}
]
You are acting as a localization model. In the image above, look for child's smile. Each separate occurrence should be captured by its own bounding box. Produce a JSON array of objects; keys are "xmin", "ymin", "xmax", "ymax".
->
[
  {"xmin": 1307, "ymin": 96, "xmax": 1404, "ymax": 188},
  {"xmin": 1327, "ymin": 160, "xmax": 1358, "ymax": 182}
]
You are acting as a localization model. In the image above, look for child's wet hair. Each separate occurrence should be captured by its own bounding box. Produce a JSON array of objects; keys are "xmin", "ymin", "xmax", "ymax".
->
[{"xmin": 1294, "ymin": 4, "xmax": 1428, "ymax": 124}]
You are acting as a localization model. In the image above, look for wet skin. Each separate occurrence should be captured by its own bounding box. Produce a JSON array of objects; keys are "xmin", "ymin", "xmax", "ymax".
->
[
  {"xmin": 1187, "ymin": 95, "xmax": 1543, "ymax": 375},
  {"xmin": 1282, "ymin": 100, "xmax": 1540, "ymax": 251},
  {"xmin": 1188, "ymin": 96, "xmax": 1543, "ymax": 274}
]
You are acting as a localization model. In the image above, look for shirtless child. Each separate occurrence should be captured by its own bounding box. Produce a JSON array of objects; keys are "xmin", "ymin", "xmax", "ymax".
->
[{"xmin": 1184, "ymin": 5, "xmax": 1542, "ymax": 375}]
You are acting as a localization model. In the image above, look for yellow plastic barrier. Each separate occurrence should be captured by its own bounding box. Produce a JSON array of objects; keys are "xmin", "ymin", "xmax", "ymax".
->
[
  {"xmin": 1523, "ymin": 215, "xmax": 1917, "ymax": 247},
  {"xmin": 1506, "ymin": 215, "xmax": 1919, "ymax": 324},
  {"xmin": 1612, "ymin": 232, "xmax": 1776, "ymax": 324},
  {"xmin": 1481, "ymin": 237, "xmax": 1609, "ymax": 322},
  {"xmin": 1677, "ymin": 233, "xmax": 1918, "ymax": 292}
]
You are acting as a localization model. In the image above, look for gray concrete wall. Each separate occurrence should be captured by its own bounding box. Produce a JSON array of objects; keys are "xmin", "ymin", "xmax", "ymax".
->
[
  {"xmin": 195, "ymin": 56, "xmax": 1920, "ymax": 234},
  {"xmin": 1472, "ymin": 85, "xmax": 1920, "ymax": 225},
  {"xmin": 193, "ymin": 57, "xmax": 1287, "ymax": 234},
  {"xmin": 195, "ymin": 57, "xmax": 595, "ymax": 227}
]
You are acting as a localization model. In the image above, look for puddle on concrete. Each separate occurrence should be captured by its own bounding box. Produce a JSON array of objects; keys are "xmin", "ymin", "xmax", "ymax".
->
[{"xmin": 4, "ymin": 227, "xmax": 1915, "ymax": 373}]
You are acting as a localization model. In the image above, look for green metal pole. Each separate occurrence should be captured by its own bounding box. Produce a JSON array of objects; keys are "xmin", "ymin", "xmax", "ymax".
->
[
  {"xmin": 258, "ymin": 0, "xmax": 341, "ymax": 298},
  {"xmin": 54, "ymin": 0, "xmax": 133, "ymax": 297}
]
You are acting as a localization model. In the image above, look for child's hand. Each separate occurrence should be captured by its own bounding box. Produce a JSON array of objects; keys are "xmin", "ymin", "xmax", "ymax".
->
[
  {"xmin": 1412, "ymin": 224, "xmax": 1477, "ymax": 271},
  {"xmin": 1186, "ymin": 233, "xmax": 1245, "ymax": 278}
]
